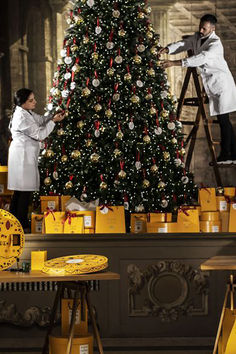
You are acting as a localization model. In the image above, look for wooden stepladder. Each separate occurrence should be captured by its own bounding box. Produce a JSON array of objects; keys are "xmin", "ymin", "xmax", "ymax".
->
[{"xmin": 177, "ymin": 65, "xmax": 223, "ymax": 186}]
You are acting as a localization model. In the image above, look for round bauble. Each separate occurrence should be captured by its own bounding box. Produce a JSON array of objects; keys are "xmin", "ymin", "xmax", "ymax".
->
[
  {"xmin": 61, "ymin": 155, "xmax": 68, "ymax": 162},
  {"xmin": 143, "ymin": 179, "xmax": 150, "ymax": 188},
  {"xmin": 65, "ymin": 181, "xmax": 73, "ymax": 189},
  {"xmin": 143, "ymin": 135, "xmax": 151, "ymax": 144},
  {"xmin": 118, "ymin": 170, "xmax": 127, "ymax": 179},
  {"xmin": 90, "ymin": 153, "xmax": 100, "ymax": 163},
  {"xmin": 44, "ymin": 177, "xmax": 52, "ymax": 186},
  {"xmin": 100, "ymin": 181, "xmax": 108, "ymax": 190},
  {"xmin": 71, "ymin": 150, "xmax": 81, "ymax": 159}
]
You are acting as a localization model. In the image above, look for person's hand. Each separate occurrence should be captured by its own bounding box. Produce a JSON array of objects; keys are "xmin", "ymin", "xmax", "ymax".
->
[
  {"xmin": 158, "ymin": 47, "xmax": 169, "ymax": 55},
  {"xmin": 161, "ymin": 60, "xmax": 182, "ymax": 68},
  {"xmin": 53, "ymin": 111, "xmax": 65, "ymax": 122}
]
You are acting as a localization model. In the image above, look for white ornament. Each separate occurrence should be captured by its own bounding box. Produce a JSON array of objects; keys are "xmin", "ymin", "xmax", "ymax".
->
[
  {"xmin": 66, "ymin": 18, "xmax": 72, "ymax": 24},
  {"xmin": 95, "ymin": 26, "xmax": 102, "ymax": 34},
  {"xmin": 137, "ymin": 44, "xmax": 145, "ymax": 52},
  {"xmin": 87, "ymin": 0, "xmax": 94, "ymax": 7},
  {"xmin": 174, "ymin": 158, "xmax": 182, "ymax": 167},
  {"xmin": 129, "ymin": 121, "xmax": 134, "ymax": 130},
  {"xmin": 106, "ymin": 41, "xmax": 114, "ymax": 49},
  {"xmin": 168, "ymin": 122, "xmax": 175, "ymax": 130},
  {"xmin": 135, "ymin": 204, "xmax": 145, "ymax": 212},
  {"xmin": 136, "ymin": 80, "xmax": 144, "ymax": 87},
  {"xmin": 80, "ymin": 193, "xmax": 87, "ymax": 201},
  {"xmin": 181, "ymin": 176, "xmax": 189, "ymax": 184},
  {"xmin": 54, "ymin": 72, "xmax": 59, "ymax": 79},
  {"xmin": 57, "ymin": 58, "xmax": 63, "ymax": 65},
  {"xmin": 161, "ymin": 199, "xmax": 168, "ymax": 208},
  {"xmin": 160, "ymin": 91, "xmax": 168, "ymax": 99},
  {"xmin": 64, "ymin": 56, "xmax": 72, "ymax": 65},
  {"xmin": 60, "ymin": 49, "xmax": 67, "ymax": 57},
  {"xmin": 176, "ymin": 121, "xmax": 182, "ymax": 129},
  {"xmin": 100, "ymin": 207, "xmax": 109, "ymax": 214},
  {"xmin": 155, "ymin": 127, "xmax": 162, "ymax": 135},
  {"xmin": 70, "ymin": 82, "xmax": 76, "ymax": 90},
  {"xmin": 115, "ymin": 55, "xmax": 123, "ymax": 64},
  {"xmin": 47, "ymin": 103, "xmax": 53, "ymax": 111},
  {"xmin": 92, "ymin": 79, "xmax": 100, "ymax": 87},
  {"xmin": 113, "ymin": 93, "xmax": 120, "ymax": 101},
  {"xmin": 172, "ymin": 138, "xmax": 177, "ymax": 144},
  {"xmin": 50, "ymin": 88, "xmax": 55, "ymax": 94},
  {"xmin": 94, "ymin": 130, "xmax": 100, "ymax": 137},
  {"xmin": 64, "ymin": 72, "xmax": 71, "ymax": 80},
  {"xmin": 181, "ymin": 162, "xmax": 186, "ymax": 168},
  {"xmin": 135, "ymin": 161, "xmax": 142, "ymax": 170},
  {"xmin": 62, "ymin": 89, "xmax": 69, "ymax": 98},
  {"xmin": 53, "ymin": 171, "xmax": 59, "ymax": 180},
  {"xmin": 113, "ymin": 10, "xmax": 120, "ymax": 18}
]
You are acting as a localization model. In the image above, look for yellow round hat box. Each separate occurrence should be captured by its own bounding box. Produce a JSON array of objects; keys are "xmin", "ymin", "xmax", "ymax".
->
[
  {"xmin": 200, "ymin": 211, "xmax": 220, "ymax": 221},
  {"xmin": 49, "ymin": 334, "xmax": 93, "ymax": 354},
  {"xmin": 200, "ymin": 220, "xmax": 222, "ymax": 233},
  {"xmin": 0, "ymin": 209, "xmax": 24, "ymax": 270}
]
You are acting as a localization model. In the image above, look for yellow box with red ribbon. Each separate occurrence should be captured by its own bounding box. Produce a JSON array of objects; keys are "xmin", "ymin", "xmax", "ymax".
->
[
  {"xmin": 31, "ymin": 214, "xmax": 44, "ymax": 233},
  {"xmin": 95, "ymin": 205, "xmax": 126, "ymax": 233},
  {"xmin": 63, "ymin": 211, "xmax": 84, "ymax": 234},
  {"xmin": 40, "ymin": 195, "xmax": 60, "ymax": 213},
  {"xmin": 176, "ymin": 206, "xmax": 200, "ymax": 232},
  {"xmin": 44, "ymin": 211, "xmax": 64, "ymax": 234},
  {"xmin": 130, "ymin": 213, "xmax": 147, "ymax": 233},
  {"xmin": 199, "ymin": 187, "xmax": 217, "ymax": 211}
]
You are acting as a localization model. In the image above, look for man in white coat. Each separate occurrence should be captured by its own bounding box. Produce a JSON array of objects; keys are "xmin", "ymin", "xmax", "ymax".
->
[{"xmin": 159, "ymin": 14, "xmax": 236, "ymax": 165}]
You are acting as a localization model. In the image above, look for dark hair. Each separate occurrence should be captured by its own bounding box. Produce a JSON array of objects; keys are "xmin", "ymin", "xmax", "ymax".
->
[
  {"xmin": 14, "ymin": 88, "xmax": 33, "ymax": 107},
  {"xmin": 200, "ymin": 14, "xmax": 217, "ymax": 25}
]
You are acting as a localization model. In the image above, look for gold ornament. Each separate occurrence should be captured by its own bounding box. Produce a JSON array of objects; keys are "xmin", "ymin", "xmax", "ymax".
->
[
  {"xmin": 107, "ymin": 68, "xmax": 115, "ymax": 76},
  {"xmin": 138, "ymin": 12, "xmax": 145, "ymax": 19},
  {"xmin": 130, "ymin": 95, "xmax": 140, "ymax": 104},
  {"xmin": 71, "ymin": 44, "xmax": 78, "ymax": 52},
  {"xmin": 105, "ymin": 109, "xmax": 113, "ymax": 118},
  {"xmin": 180, "ymin": 148, "xmax": 186, "ymax": 156},
  {"xmin": 118, "ymin": 170, "xmax": 127, "ymax": 179},
  {"xmin": 94, "ymin": 103, "xmax": 102, "ymax": 112},
  {"xmin": 113, "ymin": 148, "xmax": 122, "ymax": 157},
  {"xmin": 150, "ymin": 47, "xmax": 157, "ymax": 55},
  {"xmin": 90, "ymin": 152, "xmax": 100, "ymax": 163},
  {"xmin": 145, "ymin": 93, "xmax": 153, "ymax": 100},
  {"xmin": 172, "ymin": 138, "xmax": 177, "ymax": 144},
  {"xmin": 71, "ymin": 150, "xmax": 81, "ymax": 159},
  {"xmin": 143, "ymin": 179, "xmax": 150, "ymax": 188},
  {"xmin": 163, "ymin": 151, "xmax": 170, "ymax": 161},
  {"xmin": 64, "ymin": 110, "xmax": 69, "ymax": 117},
  {"xmin": 158, "ymin": 181, "xmax": 166, "ymax": 189},
  {"xmin": 156, "ymin": 60, "xmax": 161, "ymax": 66},
  {"xmin": 118, "ymin": 29, "xmax": 126, "ymax": 37},
  {"xmin": 92, "ymin": 52, "xmax": 99, "ymax": 60},
  {"xmin": 65, "ymin": 181, "xmax": 73, "ymax": 189},
  {"xmin": 100, "ymin": 181, "xmax": 108, "ymax": 190},
  {"xmin": 133, "ymin": 55, "xmax": 142, "ymax": 64},
  {"xmin": 147, "ymin": 31, "xmax": 153, "ymax": 39},
  {"xmin": 150, "ymin": 107, "xmax": 157, "ymax": 115},
  {"xmin": 53, "ymin": 88, "xmax": 61, "ymax": 97},
  {"xmin": 150, "ymin": 164, "xmax": 158, "ymax": 173},
  {"xmin": 57, "ymin": 128, "xmax": 65, "ymax": 136},
  {"xmin": 145, "ymin": 6, "xmax": 152, "ymax": 14},
  {"xmin": 61, "ymin": 155, "xmax": 68, "ymax": 162},
  {"xmin": 72, "ymin": 64, "xmax": 81, "ymax": 73},
  {"xmin": 116, "ymin": 131, "xmax": 124, "ymax": 139},
  {"xmin": 124, "ymin": 73, "xmax": 132, "ymax": 81},
  {"xmin": 76, "ymin": 15, "xmax": 84, "ymax": 25},
  {"xmin": 44, "ymin": 177, "xmax": 52, "ymax": 186},
  {"xmin": 148, "ymin": 24, "xmax": 154, "ymax": 31},
  {"xmin": 161, "ymin": 109, "xmax": 169, "ymax": 118},
  {"xmin": 77, "ymin": 120, "xmax": 84, "ymax": 129},
  {"xmin": 143, "ymin": 135, "xmax": 151, "ymax": 144},
  {"xmin": 147, "ymin": 68, "xmax": 155, "ymax": 77},
  {"xmin": 83, "ymin": 36, "xmax": 89, "ymax": 44},
  {"xmin": 86, "ymin": 139, "xmax": 92, "ymax": 147},
  {"xmin": 45, "ymin": 149, "xmax": 54, "ymax": 158},
  {"xmin": 82, "ymin": 87, "xmax": 91, "ymax": 97}
]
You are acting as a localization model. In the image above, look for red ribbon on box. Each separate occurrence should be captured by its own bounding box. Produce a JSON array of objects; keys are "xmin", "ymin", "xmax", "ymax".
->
[
  {"xmin": 44, "ymin": 207, "xmax": 56, "ymax": 221},
  {"xmin": 200, "ymin": 183, "xmax": 211, "ymax": 194},
  {"xmin": 99, "ymin": 204, "xmax": 113, "ymax": 212},
  {"xmin": 63, "ymin": 211, "xmax": 82, "ymax": 225}
]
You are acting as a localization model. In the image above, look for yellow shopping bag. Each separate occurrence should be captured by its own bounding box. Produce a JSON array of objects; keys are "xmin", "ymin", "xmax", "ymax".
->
[{"xmin": 221, "ymin": 308, "xmax": 236, "ymax": 354}]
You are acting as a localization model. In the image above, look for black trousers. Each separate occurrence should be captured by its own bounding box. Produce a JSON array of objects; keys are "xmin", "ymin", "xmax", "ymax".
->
[
  {"xmin": 10, "ymin": 191, "xmax": 32, "ymax": 229},
  {"xmin": 217, "ymin": 113, "xmax": 236, "ymax": 159}
]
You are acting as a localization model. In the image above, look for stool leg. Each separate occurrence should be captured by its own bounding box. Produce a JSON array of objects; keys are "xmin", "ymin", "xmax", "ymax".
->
[
  {"xmin": 42, "ymin": 282, "xmax": 63, "ymax": 354},
  {"xmin": 213, "ymin": 285, "xmax": 230, "ymax": 354},
  {"xmin": 85, "ymin": 284, "xmax": 104, "ymax": 354},
  {"xmin": 66, "ymin": 285, "xmax": 81, "ymax": 354}
]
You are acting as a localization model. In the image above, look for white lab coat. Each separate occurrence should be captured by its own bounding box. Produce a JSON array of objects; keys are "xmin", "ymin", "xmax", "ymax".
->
[
  {"xmin": 8, "ymin": 106, "xmax": 55, "ymax": 191},
  {"xmin": 167, "ymin": 31, "xmax": 236, "ymax": 116}
]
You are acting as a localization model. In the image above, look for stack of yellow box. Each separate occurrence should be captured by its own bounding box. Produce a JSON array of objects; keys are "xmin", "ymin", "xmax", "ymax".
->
[
  {"xmin": 146, "ymin": 213, "xmax": 176, "ymax": 233},
  {"xmin": 198, "ymin": 187, "xmax": 221, "ymax": 232},
  {"xmin": 49, "ymin": 297, "xmax": 93, "ymax": 354}
]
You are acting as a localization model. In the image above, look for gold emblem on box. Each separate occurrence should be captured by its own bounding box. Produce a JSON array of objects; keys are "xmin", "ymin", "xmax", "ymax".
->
[{"xmin": 42, "ymin": 254, "xmax": 108, "ymax": 275}]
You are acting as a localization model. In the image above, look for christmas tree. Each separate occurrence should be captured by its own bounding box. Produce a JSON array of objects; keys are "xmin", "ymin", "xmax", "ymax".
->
[{"xmin": 39, "ymin": 0, "xmax": 197, "ymax": 213}]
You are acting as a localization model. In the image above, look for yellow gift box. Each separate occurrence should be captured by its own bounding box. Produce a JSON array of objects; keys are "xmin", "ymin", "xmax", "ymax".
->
[
  {"xmin": 60, "ymin": 195, "xmax": 71, "ymax": 211},
  {"xmin": 216, "ymin": 196, "xmax": 229, "ymax": 212},
  {"xmin": 176, "ymin": 207, "xmax": 200, "ymax": 232},
  {"xmin": 31, "ymin": 214, "xmax": 44, "ymax": 233},
  {"xmin": 61, "ymin": 298, "xmax": 88, "ymax": 336},
  {"xmin": 146, "ymin": 222, "xmax": 178, "ymax": 233},
  {"xmin": 84, "ymin": 228, "xmax": 95, "ymax": 234},
  {"xmin": 200, "ymin": 220, "xmax": 221, "ymax": 233},
  {"xmin": 63, "ymin": 212, "xmax": 84, "ymax": 234},
  {"xmin": 130, "ymin": 213, "xmax": 147, "ymax": 233},
  {"xmin": 31, "ymin": 250, "xmax": 47, "ymax": 270},
  {"xmin": 95, "ymin": 205, "xmax": 126, "ymax": 233},
  {"xmin": 229, "ymin": 203, "xmax": 236, "ymax": 232},
  {"xmin": 44, "ymin": 211, "xmax": 64, "ymax": 234},
  {"xmin": 200, "ymin": 211, "xmax": 220, "ymax": 221},
  {"xmin": 40, "ymin": 196, "xmax": 60, "ymax": 213},
  {"xmin": 148, "ymin": 212, "xmax": 172, "ymax": 223},
  {"xmin": 224, "ymin": 187, "xmax": 235, "ymax": 198},
  {"xmin": 220, "ymin": 211, "xmax": 230, "ymax": 232},
  {"xmin": 199, "ymin": 187, "xmax": 217, "ymax": 211}
]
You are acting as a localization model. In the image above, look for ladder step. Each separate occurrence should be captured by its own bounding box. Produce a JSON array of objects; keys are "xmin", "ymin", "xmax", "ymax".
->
[{"xmin": 212, "ymin": 141, "xmax": 220, "ymax": 145}]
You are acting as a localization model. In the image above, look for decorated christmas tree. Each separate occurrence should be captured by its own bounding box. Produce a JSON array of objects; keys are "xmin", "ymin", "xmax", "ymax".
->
[{"xmin": 39, "ymin": 0, "xmax": 197, "ymax": 212}]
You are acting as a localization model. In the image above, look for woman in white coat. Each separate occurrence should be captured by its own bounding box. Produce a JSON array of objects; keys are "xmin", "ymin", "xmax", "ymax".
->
[
  {"xmin": 8, "ymin": 88, "xmax": 65, "ymax": 231},
  {"xmin": 159, "ymin": 14, "xmax": 236, "ymax": 165}
]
